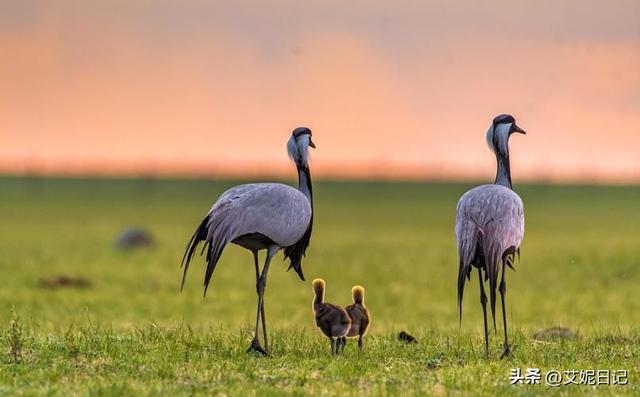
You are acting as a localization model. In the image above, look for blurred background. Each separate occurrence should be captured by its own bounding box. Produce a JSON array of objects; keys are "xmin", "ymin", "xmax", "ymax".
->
[
  {"xmin": 0, "ymin": 1, "xmax": 639, "ymax": 335},
  {"xmin": 1, "ymin": 0, "xmax": 639, "ymax": 182}
]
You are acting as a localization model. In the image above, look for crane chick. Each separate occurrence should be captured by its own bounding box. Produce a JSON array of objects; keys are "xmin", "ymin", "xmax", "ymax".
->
[
  {"xmin": 342, "ymin": 285, "xmax": 370, "ymax": 351},
  {"xmin": 312, "ymin": 279, "xmax": 350, "ymax": 355}
]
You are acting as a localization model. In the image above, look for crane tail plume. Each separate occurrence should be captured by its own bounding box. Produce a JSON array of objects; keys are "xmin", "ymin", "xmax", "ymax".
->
[
  {"xmin": 203, "ymin": 238, "xmax": 227, "ymax": 297},
  {"xmin": 284, "ymin": 215, "xmax": 313, "ymax": 282},
  {"xmin": 181, "ymin": 216, "xmax": 210, "ymax": 291},
  {"xmin": 506, "ymin": 253, "xmax": 515, "ymax": 270},
  {"xmin": 456, "ymin": 222, "xmax": 478, "ymax": 325},
  {"xmin": 455, "ymin": 221, "xmax": 503, "ymax": 333},
  {"xmin": 181, "ymin": 213, "xmax": 230, "ymax": 296},
  {"xmin": 482, "ymin": 233, "xmax": 502, "ymax": 333},
  {"xmin": 457, "ymin": 258, "xmax": 467, "ymax": 326}
]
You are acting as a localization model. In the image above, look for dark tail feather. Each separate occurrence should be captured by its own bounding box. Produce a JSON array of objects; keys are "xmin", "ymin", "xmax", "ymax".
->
[
  {"xmin": 202, "ymin": 237, "xmax": 227, "ymax": 297},
  {"xmin": 284, "ymin": 215, "xmax": 312, "ymax": 281},
  {"xmin": 457, "ymin": 257, "xmax": 468, "ymax": 328},
  {"xmin": 456, "ymin": 227, "xmax": 478, "ymax": 327},
  {"xmin": 181, "ymin": 216, "xmax": 210, "ymax": 291},
  {"xmin": 512, "ymin": 248, "xmax": 521, "ymax": 270},
  {"xmin": 181, "ymin": 212, "xmax": 232, "ymax": 296},
  {"xmin": 484, "ymin": 246, "xmax": 501, "ymax": 334},
  {"xmin": 506, "ymin": 253, "xmax": 516, "ymax": 270}
]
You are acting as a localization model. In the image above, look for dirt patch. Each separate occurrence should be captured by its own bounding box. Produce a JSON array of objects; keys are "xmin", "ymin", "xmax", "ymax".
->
[
  {"xmin": 532, "ymin": 326, "xmax": 576, "ymax": 341},
  {"xmin": 38, "ymin": 276, "xmax": 92, "ymax": 290}
]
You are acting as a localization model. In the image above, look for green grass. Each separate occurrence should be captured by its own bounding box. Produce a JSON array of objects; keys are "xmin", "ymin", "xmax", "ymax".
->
[{"xmin": 0, "ymin": 176, "xmax": 638, "ymax": 396}]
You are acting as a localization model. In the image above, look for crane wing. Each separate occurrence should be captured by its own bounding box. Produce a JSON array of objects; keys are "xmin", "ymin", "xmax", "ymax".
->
[
  {"xmin": 455, "ymin": 184, "xmax": 524, "ymax": 324},
  {"xmin": 181, "ymin": 183, "xmax": 311, "ymax": 295}
]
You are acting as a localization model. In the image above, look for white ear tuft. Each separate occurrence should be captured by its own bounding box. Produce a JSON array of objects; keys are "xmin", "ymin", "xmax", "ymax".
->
[
  {"xmin": 287, "ymin": 135, "xmax": 310, "ymax": 166},
  {"xmin": 486, "ymin": 122, "xmax": 511, "ymax": 157}
]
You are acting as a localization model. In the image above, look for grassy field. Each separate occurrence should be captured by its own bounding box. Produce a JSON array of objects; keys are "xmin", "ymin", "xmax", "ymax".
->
[{"xmin": 0, "ymin": 176, "xmax": 638, "ymax": 396}]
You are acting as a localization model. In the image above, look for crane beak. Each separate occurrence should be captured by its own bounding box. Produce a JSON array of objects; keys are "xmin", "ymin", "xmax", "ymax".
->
[
  {"xmin": 512, "ymin": 124, "xmax": 526, "ymax": 134},
  {"xmin": 309, "ymin": 139, "xmax": 316, "ymax": 148}
]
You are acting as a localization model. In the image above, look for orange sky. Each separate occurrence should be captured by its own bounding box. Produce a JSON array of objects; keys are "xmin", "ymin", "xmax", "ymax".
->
[{"xmin": 1, "ymin": 1, "xmax": 639, "ymax": 182}]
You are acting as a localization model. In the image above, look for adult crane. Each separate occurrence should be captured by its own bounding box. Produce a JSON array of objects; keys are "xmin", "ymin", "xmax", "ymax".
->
[
  {"xmin": 455, "ymin": 114, "xmax": 526, "ymax": 358},
  {"xmin": 181, "ymin": 127, "xmax": 315, "ymax": 356}
]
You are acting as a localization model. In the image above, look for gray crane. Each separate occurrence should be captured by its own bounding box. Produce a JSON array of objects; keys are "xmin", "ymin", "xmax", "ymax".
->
[
  {"xmin": 455, "ymin": 114, "xmax": 526, "ymax": 358},
  {"xmin": 181, "ymin": 127, "xmax": 315, "ymax": 356}
]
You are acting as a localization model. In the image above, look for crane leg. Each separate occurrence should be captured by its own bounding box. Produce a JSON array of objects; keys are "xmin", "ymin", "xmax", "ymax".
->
[
  {"xmin": 478, "ymin": 267, "xmax": 489, "ymax": 356},
  {"xmin": 358, "ymin": 335, "xmax": 363, "ymax": 351},
  {"xmin": 499, "ymin": 261, "xmax": 510, "ymax": 358},
  {"xmin": 253, "ymin": 252, "xmax": 268, "ymax": 349},
  {"xmin": 247, "ymin": 246, "xmax": 277, "ymax": 356}
]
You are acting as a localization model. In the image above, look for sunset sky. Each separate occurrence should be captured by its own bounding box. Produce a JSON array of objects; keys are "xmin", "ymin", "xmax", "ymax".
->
[{"xmin": 1, "ymin": 1, "xmax": 639, "ymax": 182}]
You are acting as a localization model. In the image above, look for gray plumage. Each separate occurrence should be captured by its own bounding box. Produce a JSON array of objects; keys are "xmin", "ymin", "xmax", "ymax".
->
[
  {"xmin": 455, "ymin": 114, "xmax": 526, "ymax": 357},
  {"xmin": 181, "ymin": 183, "xmax": 311, "ymax": 293},
  {"xmin": 214, "ymin": 184, "xmax": 310, "ymax": 248},
  {"xmin": 181, "ymin": 127, "xmax": 316, "ymax": 355},
  {"xmin": 456, "ymin": 185, "xmax": 524, "ymax": 318}
]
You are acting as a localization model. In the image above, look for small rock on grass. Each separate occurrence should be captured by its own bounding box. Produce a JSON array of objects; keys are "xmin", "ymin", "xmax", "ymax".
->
[
  {"xmin": 398, "ymin": 330, "xmax": 418, "ymax": 343},
  {"xmin": 532, "ymin": 326, "xmax": 576, "ymax": 341},
  {"xmin": 115, "ymin": 227, "xmax": 154, "ymax": 250}
]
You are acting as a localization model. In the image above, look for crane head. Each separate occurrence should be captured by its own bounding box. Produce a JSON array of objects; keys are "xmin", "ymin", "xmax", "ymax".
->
[
  {"xmin": 288, "ymin": 127, "xmax": 315, "ymax": 167},
  {"xmin": 486, "ymin": 114, "xmax": 525, "ymax": 157}
]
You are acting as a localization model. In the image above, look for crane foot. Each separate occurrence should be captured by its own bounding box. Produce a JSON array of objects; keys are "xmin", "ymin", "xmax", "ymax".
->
[
  {"xmin": 246, "ymin": 337, "xmax": 270, "ymax": 357},
  {"xmin": 500, "ymin": 344, "xmax": 511, "ymax": 359}
]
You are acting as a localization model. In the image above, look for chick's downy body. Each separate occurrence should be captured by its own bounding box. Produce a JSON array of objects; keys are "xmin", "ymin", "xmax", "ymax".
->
[{"xmin": 312, "ymin": 279, "xmax": 350, "ymax": 354}]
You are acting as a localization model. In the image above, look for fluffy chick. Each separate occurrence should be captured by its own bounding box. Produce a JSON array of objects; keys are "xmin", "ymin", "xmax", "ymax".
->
[{"xmin": 312, "ymin": 279, "xmax": 351, "ymax": 354}]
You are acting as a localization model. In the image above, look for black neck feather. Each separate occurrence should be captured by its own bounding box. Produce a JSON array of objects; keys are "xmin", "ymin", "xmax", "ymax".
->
[
  {"xmin": 297, "ymin": 164, "xmax": 313, "ymax": 206},
  {"xmin": 495, "ymin": 153, "xmax": 512, "ymax": 189},
  {"xmin": 283, "ymin": 163, "xmax": 314, "ymax": 282}
]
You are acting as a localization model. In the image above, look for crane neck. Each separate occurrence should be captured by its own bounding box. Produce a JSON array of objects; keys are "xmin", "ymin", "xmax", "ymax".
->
[
  {"xmin": 495, "ymin": 153, "xmax": 513, "ymax": 189},
  {"xmin": 297, "ymin": 164, "xmax": 313, "ymax": 206}
]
